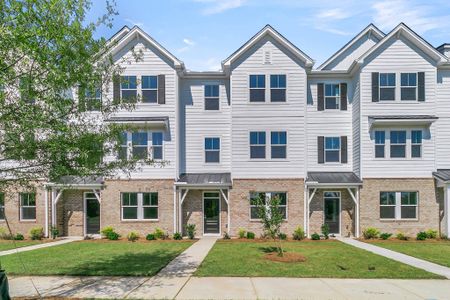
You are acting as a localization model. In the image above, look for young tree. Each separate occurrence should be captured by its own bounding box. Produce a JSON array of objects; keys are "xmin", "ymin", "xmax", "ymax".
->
[
  {"xmin": 256, "ymin": 193, "xmax": 285, "ymax": 256},
  {"xmin": 0, "ymin": 0, "xmax": 150, "ymax": 189}
]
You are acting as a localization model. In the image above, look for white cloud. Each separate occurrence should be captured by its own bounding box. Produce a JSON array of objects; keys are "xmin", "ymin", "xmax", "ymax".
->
[
  {"xmin": 177, "ymin": 38, "xmax": 196, "ymax": 53},
  {"xmin": 183, "ymin": 38, "xmax": 196, "ymax": 46},
  {"xmin": 316, "ymin": 8, "xmax": 352, "ymax": 20},
  {"xmin": 194, "ymin": 0, "xmax": 246, "ymax": 15}
]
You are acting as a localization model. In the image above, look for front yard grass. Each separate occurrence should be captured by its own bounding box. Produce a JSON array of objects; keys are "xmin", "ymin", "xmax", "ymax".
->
[
  {"xmin": 195, "ymin": 240, "xmax": 442, "ymax": 279},
  {"xmin": 0, "ymin": 240, "xmax": 45, "ymax": 251},
  {"xmin": 370, "ymin": 240, "xmax": 450, "ymax": 268},
  {"xmin": 1, "ymin": 239, "xmax": 193, "ymax": 276}
]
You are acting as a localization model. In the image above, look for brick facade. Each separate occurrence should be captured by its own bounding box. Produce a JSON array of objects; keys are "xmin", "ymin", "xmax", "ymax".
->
[{"xmin": 56, "ymin": 190, "xmax": 84, "ymax": 236}]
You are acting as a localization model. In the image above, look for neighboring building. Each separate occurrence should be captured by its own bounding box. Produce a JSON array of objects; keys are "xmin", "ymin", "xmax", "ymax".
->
[{"xmin": 3, "ymin": 23, "xmax": 450, "ymax": 239}]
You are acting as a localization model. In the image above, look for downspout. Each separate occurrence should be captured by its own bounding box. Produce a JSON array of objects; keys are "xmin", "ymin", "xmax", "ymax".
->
[{"xmin": 44, "ymin": 187, "xmax": 49, "ymax": 238}]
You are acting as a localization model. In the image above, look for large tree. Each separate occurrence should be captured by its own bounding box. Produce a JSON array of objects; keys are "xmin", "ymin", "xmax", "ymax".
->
[{"xmin": 0, "ymin": 0, "xmax": 147, "ymax": 188}]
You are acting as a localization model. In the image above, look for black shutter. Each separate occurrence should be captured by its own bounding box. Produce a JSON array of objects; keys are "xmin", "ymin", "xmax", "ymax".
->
[
  {"xmin": 78, "ymin": 85, "xmax": 86, "ymax": 112},
  {"xmin": 318, "ymin": 136, "xmax": 324, "ymax": 164},
  {"xmin": 372, "ymin": 72, "xmax": 379, "ymax": 102},
  {"xmin": 341, "ymin": 136, "xmax": 348, "ymax": 163},
  {"xmin": 158, "ymin": 75, "xmax": 165, "ymax": 104},
  {"xmin": 418, "ymin": 72, "xmax": 425, "ymax": 101},
  {"xmin": 113, "ymin": 75, "xmax": 120, "ymax": 104},
  {"xmin": 340, "ymin": 83, "xmax": 347, "ymax": 111},
  {"xmin": 317, "ymin": 83, "xmax": 324, "ymax": 111}
]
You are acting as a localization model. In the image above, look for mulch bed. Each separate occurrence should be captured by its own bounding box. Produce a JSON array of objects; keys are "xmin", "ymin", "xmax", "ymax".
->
[{"xmin": 264, "ymin": 252, "xmax": 307, "ymax": 263}]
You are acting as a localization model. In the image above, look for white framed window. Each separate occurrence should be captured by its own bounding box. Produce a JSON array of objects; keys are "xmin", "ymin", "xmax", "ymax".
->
[
  {"xmin": 249, "ymin": 192, "xmax": 287, "ymax": 220},
  {"xmin": 20, "ymin": 193, "xmax": 36, "ymax": 221},
  {"xmin": 375, "ymin": 131, "xmax": 385, "ymax": 158},
  {"xmin": 401, "ymin": 73, "xmax": 417, "ymax": 101},
  {"xmin": 411, "ymin": 130, "xmax": 422, "ymax": 158},
  {"xmin": 250, "ymin": 131, "xmax": 266, "ymax": 159},
  {"xmin": 390, "ymin": 130, "xmax": 406, "ymax": 158},
  {"xmin": 120, "ymin": 76, "xmax": 137, "ymax": 102},
  {"xmin": 249, "ymin": 75, "xmax": 265, "ymax": 102},
  {"xmin": 325, "ymin": 137, "xmax": 340, "ymax": 163},
  {"xmin": 152, "ymin": 132, "xmax": 163, "ymax": 160},
  {"xmin": 270, "ymin": 75, "xmax": 286, "ymax": 102},
  {"xmin": 204, "ymin": 85, "xmax": 220, "ymax": 110},
  {"xmin": 205, "ymin": 137, "xmax": 220, "ymax": 163},
  {"xmin": 142, "ymin": 76, "xmax": 158, "ymax": 103},
  {"xmin": 121, "ymin": 192, "xmax": 158, "ymax": 220},
  {"xmin": 132, "ymin": 131, "xmax": 148, "ymax": 160},
  {"xmin": 84, "ymin": 85, "xmax": 102, "ymax": 111},
  {"xmin": 271, "ymin": 131, "xmax": 286, "ymax": 159},
  {"xmin": 380, "ymin": 191, "xmax": 418, "ymax": 220},
  {"xmin": 118, "ymin": 132, "xmax": 128, "ymax": 160},
  {"xmin": 324, "ymin": 84, "xmax": 340, "ymax": 109},
  {"xmin": 0, "ymin": 193, "xmax": 5, "ymax": 220},
  {"xmin": 379, "ymin": 73, "xmax": 396, "ymax": 101}
]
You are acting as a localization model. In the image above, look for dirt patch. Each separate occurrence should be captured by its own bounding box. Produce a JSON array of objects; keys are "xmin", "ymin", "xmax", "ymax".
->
[{"xmin": 264, "ymin": 252, "xmax": 306, "ymax": 263}]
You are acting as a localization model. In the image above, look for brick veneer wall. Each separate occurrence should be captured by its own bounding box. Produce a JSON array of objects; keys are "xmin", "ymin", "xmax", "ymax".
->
[
  {"xmin": 101, "ymin": 179, "xmax": 175, "ymax": 237},
  {"xmin": 359, "ymin": 178, "xmax": 441, "ymax": 236},
  {"xmin": 56, "ymin": 190, "xmax": 84, "ymax": 236},
  {"xmin": 229, "ymin": 179, "xmax": 304, "ymax": 237}
]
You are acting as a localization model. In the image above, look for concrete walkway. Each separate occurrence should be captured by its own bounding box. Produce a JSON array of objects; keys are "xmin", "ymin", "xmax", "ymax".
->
[
  {"xmin": 338, "ymin": 237, "xmax": 450, "ymax": 279},
  {"xmin": 0, "ymin": 236, "xmax": 83, "ymax": 256}
]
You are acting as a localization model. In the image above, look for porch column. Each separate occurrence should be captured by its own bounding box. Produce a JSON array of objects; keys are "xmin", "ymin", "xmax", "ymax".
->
[
  {"xmin": 306, "ymin": 188, "xmax": 317, "ymax": 238},
  {"xmin": 44, "ymin": 188, "xmax": 49, "ymax": 238},
  {"xmin": 173, "ymin": 186, "xmax": 177, "ymax": 235},
  {"xmin": 445, "ymin": 185, "xmax": 450, "ymax": 236},
  {"xmin": 355, "ymin": 188, "xmax": 360, "ymax": 238},
  {"xmin": 51, "ymin": 188, "xmax": 56, "ymax": 228}
]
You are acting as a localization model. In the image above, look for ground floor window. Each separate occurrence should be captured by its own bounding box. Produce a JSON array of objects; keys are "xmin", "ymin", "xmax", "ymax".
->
[
  {"xmin": 121, "ymin": 192, "xmax": 158, "ymax": 220},
  {"xmin": 249, "ymin": 192, "xmax": 287, "ymax": 220},
  {"xmin": 20, "ymin": 193, "xmax": 36, "ymax": 221},
  {"xmin": 380, "ymin": 191, "xmax": 418, "ymax": 220},
  {"xmin": 0, "ymin": 193, "xmax": 4, "ymax": 220}
]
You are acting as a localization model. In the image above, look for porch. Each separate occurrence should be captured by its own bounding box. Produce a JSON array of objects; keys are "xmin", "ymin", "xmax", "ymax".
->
[{"xmin": 433, "ymin": 169, "xmax": 450, "ymax": 236}]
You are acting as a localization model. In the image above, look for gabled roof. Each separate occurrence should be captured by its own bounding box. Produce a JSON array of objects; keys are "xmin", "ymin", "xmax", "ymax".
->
[
  {"xmin": 355, "ymin": 23, "xmax": 448, "ymax": 68},
  {"xmin": 433, "ymin": 169, "xmax": 450, "ymax": 183},
  {"xmin": 318, "ymin": 24, "xmax": 385, "ymax": 70},
  {"xmin": 107, "ymin": 25, "xmax": 131, "ymax": 44},
  {"xmin": 106, "ymin": 26, "xmax": 185, "ymax": 69},
  {"xmin": 222, "ymin": 24, "xmax": 314, "ymax": 69}
]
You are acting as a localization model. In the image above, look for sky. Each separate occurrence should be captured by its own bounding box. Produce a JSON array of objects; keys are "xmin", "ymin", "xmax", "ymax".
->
[{"xmin": 86, "ymin": 0, "xmax": 450, "ymax": 71}]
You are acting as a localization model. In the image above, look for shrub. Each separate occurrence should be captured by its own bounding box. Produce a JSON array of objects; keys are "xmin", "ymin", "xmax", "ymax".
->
[
  {"xmin": 379, "ymin": 233, "xmax": 392, "ymax": 240},
  {"xmin": 127, "ymin": 232, "xmax": 139, "ymax": 242},
  {"xmin": 238, "ymin": 228, "xmax": 246, "ymax": 239},
  {"xmin": 321, "ymin": 224, "xmax": 330, "ymax": 239},
  {"xmin": 292, "ymin": 226, "xmax": 305, "ymax": 241},
  {"xmin": 396, "ymin": 232, "xmax": 409, "ymax": 240},
  {"xmin": 14, "ymin": 233, "xmax": 24, "ymax": 240},
  {"xmin": 29, "ymin": 227, "xmax": 44, "ymax": 240},
  {"xmin": 100, "ymin": 226, "xmax": 115, "ymax": 237},
  {"xmin": 153, "ymin": 228, "xmax": 166, "ymax": 239},
  {"xmin": 416, "ymin": 231, "xmax": 427, "ymax": 241},
  {"xmin": 223, "ymin": 232, "xmax": 230, "ymax": 240},
  {"xmin": 173, "ymin": 232, "xmax": 182, "ymax": 240},
  {"xmin": 185, "ymin": 224, "xmax": 196, "ymax": 240},
  {"xmin": 146, "ymin": 233, "xmax": 156, "ymax": 241},
  {"xmin": 311, "ymin": 233, "xmax": 320, "ymax": 240},
  {"xmin": 363, "ymin": 227, "xmax": 380, "ymax": 239},
  {"xmin": 107, "ymin": 231, "xmax": 120, "ymax": 240},
  {"xmin": 278, "ymin": 232, "xmax": 287, "ymax": 240},
  {"xmin": 246, "ymin": 231, "xmax": 255, "ymax": 239},
  {"xmin": 51, "ymin": 226, "xmax": 59, "ymax": 239},
  {"xmin": 425, "ymin": 229, "xmax": 438, "ymax": 239}
]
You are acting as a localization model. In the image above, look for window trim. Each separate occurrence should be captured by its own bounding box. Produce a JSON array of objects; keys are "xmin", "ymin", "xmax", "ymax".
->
[
  {"xmin": 324, "ymin": 136, "xmax": 341, "ymax": 163},
  {"xmin": 204, "ymin": 84, "xmax": 220, "ymax": 111},
  {"xmin": 411, "ymin": 130, "xmax": 422, "ymax": 158},
  {"xmin": 390, "ymin": 130, "xmax": 407, "ymax": 159},
  {"xmin": 324, "ymin": 83, "xmax": 340, "ymax": 110},
  {"xmin": 19, "ymin": 193, "xmax": 36, "ymax": 221},
  {"xmin": 379, "ymin": 73, "xmax": 396, "ymax": 101},
  {"xmin": 132, "ymin": 131, "xmax": 148, "ymax": 160},
  {"xmin": 141, "ymin": 75, "xmax": 158, "ymax": 104},
  {"xmin": 204, "ymin": 137, "xmax": 221, "ymax": 164},
  {"xmin": 374, "ymin": 130, "xmax": 385, "ymax": 158},
  {"xmin": 249, "ymin": 74, "xmax": 266, "ymax": 102},
  {"xmin": 118, "ymin": 131, "xmax": 164, "ymax": 161},
  {"xmin": 121, "ymin": 192, "xmax": 159, "ymax": 221},
  {"xmin": 249, "ymin": 131, "xmax": 266, "ymax": 159},
  {"xmin": 400, "ymin": 72, "xmax": 418, "ymax": 101},
  {"xmin": 379, "ymin": 191, "xmax": 418, "ymax": 221},
  {"xmin": 270, "ymin": 131, "xmax": 287, "ymax": 159},
  {"xmin": 151, "ymin": 131, "xmax": 164, "ymax": 160},
  {"xmin": 270, "ymin": 74, "xmax": 287, "ymax": 102},
  {"xmin": 120, "ymin": 75, "xmax": 138, "ymax": 102},
  {"xmin": 249, "ymin": 191, "xmax": 288, "ymax": 221}
]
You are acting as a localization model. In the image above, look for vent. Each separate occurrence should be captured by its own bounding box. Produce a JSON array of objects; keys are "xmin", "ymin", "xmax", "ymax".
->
[{"xmin": 263, "ymin": 50, "xmax": 272, "ymax": 64}]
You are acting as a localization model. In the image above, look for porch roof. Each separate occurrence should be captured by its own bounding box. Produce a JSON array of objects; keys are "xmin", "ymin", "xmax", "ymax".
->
[
  {"xmin": 368, "ymin": 115, "xmax": 438, "ymax": 127},
  {"xmin": 46, "ymin": 176, "xmax": 104, "ymax": 189},
  {"xmin": 105, "ymin": 116, "xmax": 169, "ymax": 128},
  {"xmin": 433, "ymin": 169, "xmax": 450, "ymax": 183},
  {"xmin": 306, "ymin": 172, "xmax": 362, "ymax": 187},
  {"xmin": 176, "ymin": 173, "xmax": 231, "ymax": 188}
]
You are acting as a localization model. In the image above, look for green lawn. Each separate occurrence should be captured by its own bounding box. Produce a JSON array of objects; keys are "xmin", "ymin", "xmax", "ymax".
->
[
  {"xmin": 0, "ymin": 240, "xmax": 44, "ymax": 251},
  {"xmin": 195, "ymin": 240, "xmax": 442, "ymax": 279},
  {"xmin": 370, "ymin": 240, "xmax": 450, "ymax": 268},
  {"xmin": 1, "ymin": 240, "xmax": 193, "ymax": 276}
]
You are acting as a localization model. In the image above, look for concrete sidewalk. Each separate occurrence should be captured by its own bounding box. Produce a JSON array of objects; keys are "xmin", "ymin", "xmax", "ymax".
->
[
  {"xmin": 338, "ymin": 237, "xmax": 450, "ymax": 279},
  {"xmin": 0, "ymin": 236, "xmax": 83, "ymax": 256}
]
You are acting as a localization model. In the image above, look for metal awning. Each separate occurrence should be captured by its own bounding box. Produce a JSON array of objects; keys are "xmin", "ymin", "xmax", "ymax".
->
[
  {"xmin": 175, "ymin": 173, "xmax": 232, "ymax": 188},
  {"xmin": 105, "ymin": 116, "xmax": 169, "ymax": 128},
  {"xmin": 369, "ymin": 115, "xmax": 438, "ymax": 128},
  {"xmin": 433, "ymin": 169, "xmax": 450, "ymax": 183},
  {"xmin": 306, "ymin": 172, "xmax": 362, "ymax": 187},
  {"xmin": 45, "ymin": 176, "xmax": 104, "ymax": 189}
]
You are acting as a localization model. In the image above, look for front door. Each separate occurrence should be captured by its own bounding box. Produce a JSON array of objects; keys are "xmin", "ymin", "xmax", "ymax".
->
[
  {"xmin": 324, "ymin": 192, "xmax": 340, "ymax": 234},
  {"xmin": 203, "ymin": 192, "xmax": 220, "ymax": 234},
  {"xmin": 85, "ymin": 193, "xmax": 100, "ymax": 235}
]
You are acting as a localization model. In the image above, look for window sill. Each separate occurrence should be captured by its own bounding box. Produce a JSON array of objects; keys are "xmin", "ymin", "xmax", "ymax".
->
[
  {"xmin": 121, "ymin": 219, "xmax": 159, "ymax": 222},
  {"xmin": 19, "ymin": 220, "xmax": 36, "ymax": 223},
  {"xmin": 379, "ymin": 219, "xmax": 418, "ymax": 222},
  {"xmin": 248, "ymin": 159, "xmax": 290, "ymax": 162},
  {"xmin": 376, "ymin": 101, "xmax": 421, "ymax": 104}
]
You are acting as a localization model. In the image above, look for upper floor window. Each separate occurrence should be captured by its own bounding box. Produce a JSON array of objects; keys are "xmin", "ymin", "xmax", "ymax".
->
[
  {"xmin": 249, "ymin": 75, "xmax": 265, "ymax": 102},
  {"xmin": 0, "ymin": 193, "xmax": 4, "ymax": 220},
  {"xmin": 205, "ymin": 137, "xmax": 220, "ymax": 163},
  {"xmin": 84, "ymin": 86, "xmax": 102, "ymax": 111},
  {"xmin": 325, "ymin": 84, "xmax": 340, "ymax": 109},
  {"xmin": 132, "ymin": 131, "xmax": 148, "ymax": 160},
  {"xmin": 270, "ymin": 75, "xmax": 286, "ymax": 102},
  {"xmin": 118, "ymin": 132, "xmax": 128, "ymax": 160},
  {"xmin": 401, "ymin": 73, "xmax": 417, "ymax": 101},
  {"xmin": 249, "ymin": 192, "xmax": 287, "ymax": 220},
  {"xmin": 250, "ymin": 131, "xmax": 266, "ymax": 159},
  {"xmin": 325, "ymin": 137, "xmax": 340, "ymax": 163},
  {"xmin": 375, "ymin": 131, "xmax": 385, "ymax": 158},
  {"xmin": 152, "ymin": 132, "xmax": 163, "ymax": 160},
  {"xmin": 390, "ymin": 130, "xmax": 406, "ymax": 158},
  {"xmin": 379, "ymin": 73, "xmax": 395, "ymax": 101},
  {"xmin": 271, "ymin": 131, "xmax": 286, "ymax": 159},
  {"xmin": 411, "ymin": 130, "xmax": 422, "ymax": 158},
  {"xmin": 121, "ymin": 192, "xmax": 158, "ymax": 220},
  {"xmin": 118, "ymin": 131, "xmax": 163, "ymax": 160},
  {"xmin": 380, "ymin": 191, "xmax": 417, "ymax": 220},
  {"xmin": 121, "ymin": 76, "xmax": 137, "ymax": 102},
  {"xmin": 142, "ymin": 76, "xmax": 158, "ymax": 103},
  {"xmin": 20, "ymin": 193, "xmax": 36, "ymax": 221},
  {"xmin": 204, "ymin": 85, "xmax": 220, "ymax": 110}
]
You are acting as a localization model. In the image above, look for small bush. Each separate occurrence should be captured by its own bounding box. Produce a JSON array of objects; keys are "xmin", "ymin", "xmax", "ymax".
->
[
  {"xmin": 223, "ymin": 232, "xmax": 230, "ymax": 240},
  {"xmin": 321, "ymin": 224, "xmax": 330, "ymax": 239},
  {"xmin": 146, "ymin": 233, "xmax": 156, "ymax": 240},
  {"xmin": 14, "ymin": 233, "xmax": 24, "ymax": 240},
  {"xmin": 153, "ymin": 228, "xmax": 166, "ymax": 239},
  {"xmin": 51, "ymin": 226, "xmax": 59, "ymax": 239},
  {"xmin": 185, "ymin": 224, "xmax": 196, "ymax": 240},
  {"xmin": 292, "ymin": 226, "xmax": 305, "ymax": 241},
  {"xmin": 172, "ymin": 232, "xmax": 182, "ymax": 240},
  {"xmin": 441, "ymin": 234, "xmax": 448, "ymax": 240},
  {"xmin": 1, "ymin": 233, "xmax": 13, "ymax": 240},
  {"xmin": 100, "ymin": 226, "xmax": 115, "ymax": 237},
  {"xmin": 238, "ymin": 228, "xmax": 246, "ymax": 239},
  {"xmin": 107, "ymin": 231, "xmax": 120, "ymax": 240},
  {"xmin": 379, "ymin": 233, "xmax": 392, "ymax": 240},
  {"xmin": 127, "ymin": 232, "xmax": 139, "ymax": 242},
  {"xmin": 416, "ymin": 231, "xmax": 427, "ymax": 241},
  {"xmin": 396, "ymin": 232, "xmax": 409, "ymax": 240},
  {"xmin": 363, "ymin": 227, "xmax": 380, "ymax": 239},
  {"xmin": 311, "ymin": 233, "xmax": 320, "ymax": 240},
  {"xmin": 246, "ymin": 231, "xmax": 255, "ymax": 239},
  {"xmin": 278, "ymin": 232, "xmax": 287, "ymax": 240},
  {"xmin": 29, "ymin": 227, "xmax": 44, "ymax": 240},
  {"xmin": 425, "ymin": 229, "xmax": 438, "ymax": 239}
]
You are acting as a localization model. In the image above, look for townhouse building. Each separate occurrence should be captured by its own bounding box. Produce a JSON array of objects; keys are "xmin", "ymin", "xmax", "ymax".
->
[{"xmin": 3, "ymin": 23, "xmax": 450, "ymax": 239}]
